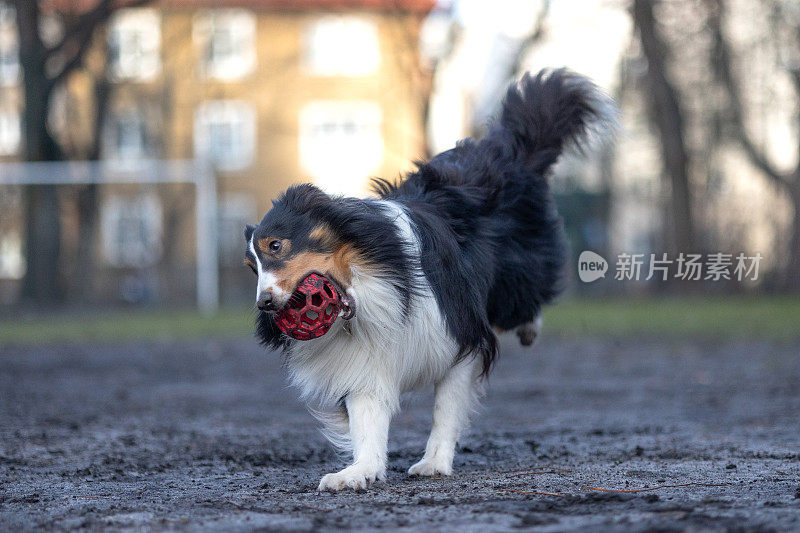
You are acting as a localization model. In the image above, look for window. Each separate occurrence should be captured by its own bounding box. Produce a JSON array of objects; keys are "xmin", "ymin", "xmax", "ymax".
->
[
  {"xmin": 108, "ymin": 8, "xmax": 160, "ymax": 81},
  {"xmin": 0, "ymin": 3, "xmax": 18, "ymax": 86},
  {"xmin": 101, "ymin": 194, "xmax": 162, "ymax": 268},
  {"xmin": 194, "ymin": 100, "xmax": 256, "ymax": 171},
  {"xmin": 0, "ymin": 233, "xmax": 23, "ymax": 279},
  {"xmin": 299, "ymin": 101, "xmax": 383, "ymax": 195},
  {"xmin": 103, "ymin": 109, "xmax": 158, "ymax": 162},
  {"xmin": 194, "ymin": 9, "xmax": 256, "ymax": 80},
  {"xmin": 0, "ymin": 107, "xmax": 20, "ymax": 155},
  {"xmin": 217, "ymin": 194, "xmax": 256, "ymax": 263},
  {"xmin": 305, "ymin": 16, "xmax": 379, "ymax": 77}
]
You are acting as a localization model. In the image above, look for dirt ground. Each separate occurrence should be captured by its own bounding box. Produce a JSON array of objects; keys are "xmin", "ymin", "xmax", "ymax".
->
[{"xmin": 1, "ymin": 332, "xmax": 799, "ymax": 531}]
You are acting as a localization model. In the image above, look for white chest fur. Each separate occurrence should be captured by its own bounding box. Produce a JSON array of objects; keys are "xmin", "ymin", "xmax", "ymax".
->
[{"xmin": 284, "ymin": 201, "xmax": 457, "ymax": 408}]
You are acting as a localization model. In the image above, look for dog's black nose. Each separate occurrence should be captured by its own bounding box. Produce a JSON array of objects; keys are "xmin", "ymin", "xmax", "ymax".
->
[{"xmin": 257, "ymin": 291, "xmax": 275, "ymax": 311}]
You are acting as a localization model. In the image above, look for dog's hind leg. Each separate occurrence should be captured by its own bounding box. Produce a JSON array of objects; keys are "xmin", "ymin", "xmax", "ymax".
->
[
  {"xmin": 317, "ymin": 392, "xmax": 393, "ymax": 491},
  {"xmin": 409, "ymin": 356, "xmax": 481, "ymax": 477},
  {"xmin": 516, "ymin": 314, "xmax": 543, "ymax": 346}
]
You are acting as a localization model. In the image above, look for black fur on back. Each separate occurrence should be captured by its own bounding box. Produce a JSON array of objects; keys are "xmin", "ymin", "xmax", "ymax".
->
[{"xmin": 376, "ymin": 69, "xmax": 614, "ymax": 374}]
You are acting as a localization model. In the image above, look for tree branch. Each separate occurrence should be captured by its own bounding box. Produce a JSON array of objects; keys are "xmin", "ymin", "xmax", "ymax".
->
[
  {"xmin": 788, "ymin": 67, "xmax": 800, "ymax": 178},
  {"xmin": 12, "ymin": 0, "xmax": 47, "ymax": 67},
  {"xmin": 508, "ymin": 0, "xmax": 551, "ymax": 77},
  {"xmin": 706, "ymin": 0, "xmax": 789, "ymax": 188},
  {"xmin": 47, "ymin": 0, "xmax": 151, "ymax": 89},
  {"xmin": 633, "ymin": 0, "xmax": 696, "ymax": 253},
  {"xmin": 48, "ymin": 0, "xmax": 113, "ymax": 56},
  {"xmin": 47, "ymin": 0, "xmax": 113, "ymax": 87}
]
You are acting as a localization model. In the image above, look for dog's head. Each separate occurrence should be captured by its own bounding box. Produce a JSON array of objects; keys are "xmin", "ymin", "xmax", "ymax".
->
[{"xmin": 244, "ymin": 184, "xmax": 361, "ymax": 313}]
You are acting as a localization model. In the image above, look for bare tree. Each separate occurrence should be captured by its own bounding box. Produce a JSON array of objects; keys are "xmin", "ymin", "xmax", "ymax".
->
[
  {"xmin": 632, "ymin": 0, "xmax": 697, "ymax": 256},
  {"xmin": 75, "ymin": 50, "xmax": 112, "ymax": 298},
  {"xmin": 471, "ymin": 1, "xmax": 551, "ymax": 138},
  {"xmin": 707, "ymin": 0, "xmax": 800, "ymax": 291},
  {"xmin": 12, "ymin": 0, "xmax": 145, "ymax": 304}
]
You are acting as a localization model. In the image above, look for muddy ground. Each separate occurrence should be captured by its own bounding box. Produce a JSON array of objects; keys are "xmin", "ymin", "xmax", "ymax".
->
[{"xmin": 1, "ymin": 333, "xmax": 799, "ymax": 531}]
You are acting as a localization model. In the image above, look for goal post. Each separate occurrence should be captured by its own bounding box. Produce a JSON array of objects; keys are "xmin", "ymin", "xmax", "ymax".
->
[{"xmin": 0, "ymin": 159, "xmax": 219, "ymax": 314}]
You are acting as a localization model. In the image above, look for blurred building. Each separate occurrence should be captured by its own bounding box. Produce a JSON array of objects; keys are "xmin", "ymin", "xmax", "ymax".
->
[
  {"xmin": 1, "ymin": 0, "xmax": 793, "ymax": 307},
  {"xmin": 0, "ymin": 0, "xmax": 434, "ymax": 306}
]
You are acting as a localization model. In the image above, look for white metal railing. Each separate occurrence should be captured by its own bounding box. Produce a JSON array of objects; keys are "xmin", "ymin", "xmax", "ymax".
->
[{"xmin": 0, "ymin": 159, "xmax": 219, "ymax": 314}]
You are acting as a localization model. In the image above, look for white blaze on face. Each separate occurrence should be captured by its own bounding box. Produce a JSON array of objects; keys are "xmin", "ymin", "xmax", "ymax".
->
[{"xmin": 249, "ymin": 235, "xmax": 287, "ymax": 305}]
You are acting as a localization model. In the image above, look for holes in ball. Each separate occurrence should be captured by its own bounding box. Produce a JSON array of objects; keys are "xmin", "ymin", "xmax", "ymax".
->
[
  {"xmin": 310, "ymin": 293, "xmax": 322, "ymax": 307},
  {"xmin": 325, "ymin": 304, "xmax": 334, "ymax": 316},
  {"xmin": 306, "ymin": 310, "xmax": 319, "ymax": 320},
  {"xmin": 323, "ymin": 285, "xmax": 334, "ymax": 298}
]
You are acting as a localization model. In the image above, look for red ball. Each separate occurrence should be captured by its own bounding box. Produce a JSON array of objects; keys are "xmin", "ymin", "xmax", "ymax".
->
[{"xmin": 273, "ymin": 273, "xmax": 341, "ymax": 340}]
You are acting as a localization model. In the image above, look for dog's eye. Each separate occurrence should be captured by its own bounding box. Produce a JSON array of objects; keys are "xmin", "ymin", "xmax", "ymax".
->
[{"xmin": 269, "ymin": 240, "xmax": 282, "ymax": 253}]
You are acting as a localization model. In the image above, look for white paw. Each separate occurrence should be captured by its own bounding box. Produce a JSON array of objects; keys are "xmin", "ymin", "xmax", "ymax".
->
[
  {"xmin": 317, "ymin": 464, "xmax": 384, "ymax": 491},
  {"xmin": 408, "ymin": 456, "xmax": 453, "ymax": 477}
]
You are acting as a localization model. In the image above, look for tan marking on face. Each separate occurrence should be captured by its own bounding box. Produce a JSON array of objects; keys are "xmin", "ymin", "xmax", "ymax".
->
[
  {"xmin": 332, "ymin": 244, "xmax": 360, "ymax": 283},
  {"xmin": 309, "ymin": 223, "xmax": 337, "ymax": 245},
  {"xmin": 258, "ymin": 237, "xmax": 291, "ymax": 257},
  {"xmin": 273, "ymin": 246, "xmax": 363, "ymax": 293},
  {"xmin": 244, "ymin": 258, "xmax": 255, "ymax": 269}
]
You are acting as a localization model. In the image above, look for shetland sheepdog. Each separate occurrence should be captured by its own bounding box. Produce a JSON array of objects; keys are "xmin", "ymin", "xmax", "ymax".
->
[{"xmin": 244, "ymin": 69, "xmax": 614, "ymax": 490}]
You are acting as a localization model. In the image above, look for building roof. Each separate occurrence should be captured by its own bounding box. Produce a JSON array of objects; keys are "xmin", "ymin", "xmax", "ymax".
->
[
  {"xmin": 168, "ymin": 0, "xmax": 435, "ymax": 10},
  {"xmin": 47, "ymin": 0, "xmax": 435, "ymax": 14}
]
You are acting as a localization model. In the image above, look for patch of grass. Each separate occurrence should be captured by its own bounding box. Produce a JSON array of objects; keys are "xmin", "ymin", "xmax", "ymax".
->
[
  {"xmin": 0, "ymin": 308, "xmax": 255, "ymax": 347},
  {"xmin": 544, "ymin": 296, "xmax": 800, "ymax": 340},
  {"xmin": 0, "ymin": 297, "xmax": 798, "ymax": 347}
]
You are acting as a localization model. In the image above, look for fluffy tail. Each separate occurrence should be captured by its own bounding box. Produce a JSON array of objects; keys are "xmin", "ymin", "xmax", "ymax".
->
[
  {"xmin": 483, "ymin": 68, "xmax": 617, "ymax": 175},
  {"xmin": 372, "ymin": 69, "xmax": 614, "ymax": 375}
]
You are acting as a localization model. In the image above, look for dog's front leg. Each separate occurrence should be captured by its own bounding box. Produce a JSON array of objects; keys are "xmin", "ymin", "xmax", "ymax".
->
[
  {"xmin": 318, "ymin": 393, "xmax": 392, "ymax": 491},
  {"xmin": 409, "ymin": 357, "xmax": 479, "ymax": 476}
]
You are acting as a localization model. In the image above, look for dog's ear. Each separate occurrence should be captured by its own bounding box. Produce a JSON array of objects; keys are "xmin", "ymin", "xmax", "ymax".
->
[{"xmin": 244, "ymin": 224, "xmax": 255, "ymax": 242}]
